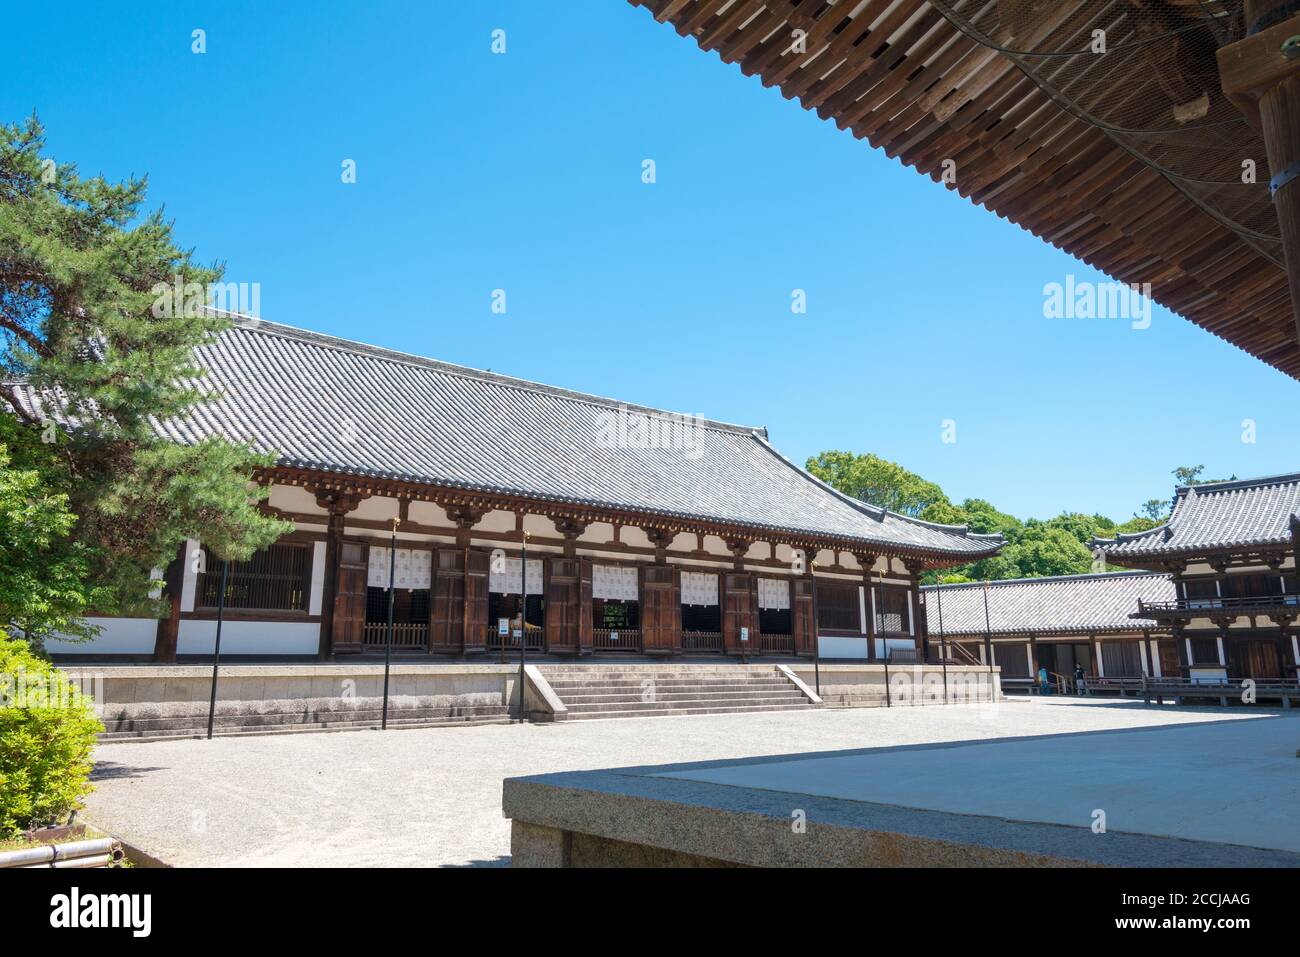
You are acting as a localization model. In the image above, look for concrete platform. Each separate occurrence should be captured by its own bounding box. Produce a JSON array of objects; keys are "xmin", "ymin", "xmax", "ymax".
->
[{"xmin": 504, "ymin": 713, "xmax": 1300, "ymax": 867}]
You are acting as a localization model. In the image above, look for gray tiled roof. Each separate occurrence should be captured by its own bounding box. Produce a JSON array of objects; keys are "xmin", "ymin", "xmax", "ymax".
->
[
  {"xmin": 1093, "ymin": 473, "xmax": 1300, "ymax": 560},
  {"xmin": 922, "ymin": 571, "xmax": 1174, "ymax": 637},
  {"xmin": 9, "ymin": 319, "xmax": 1003, "ymax": 558}
]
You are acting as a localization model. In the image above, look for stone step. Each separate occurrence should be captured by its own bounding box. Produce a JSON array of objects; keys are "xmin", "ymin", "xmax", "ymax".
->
[
  {"xmin": 542, "ymin": 669, "xmax": 782, "ymax": 676},
  {"xmin": 565, "ymin": 703, "xmax": 816, "ymax": 721},
  {"xmin": 541, "ymin": 665, "xmax": 816, "ymax": 720},
  {"xmin": 543, "ymin": 669, "xmax": 786, "ymax": 678},
  {"xmin": 559, "ymin": 689, "xmax": 808, "ymax": 705},
  {"xmin": 545, "ymin": 678, "xmax": 793, "ymax": 690},
  {"xmin": 564, "ymin": 695, "xmax": 809, "ymax": 713}
]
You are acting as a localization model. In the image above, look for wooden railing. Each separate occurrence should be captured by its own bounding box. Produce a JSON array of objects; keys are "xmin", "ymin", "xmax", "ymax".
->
[
  {"xmin": 593, "ymin": 628, "xmax": 640, "ymax": 651},
  {"xmin": 1139, "ymin": 594, "xmax": 1300, "ymax": 614},
  {"xmin": 760, "ymin": 633, "xmax": 794, "ymax": 654},
  {"xmin": 487, "ymin": 625, "xmax": 544, "ymax": 652},
  {"xmin": 682, "ymin": 631, "xmax": 723, "ymax": 652},
  {"xmin": 362, "ymin": 622, "xmax": 428, "ymax": 648},
  {"xmin": 933, "ymin": 642, "xmax": 981, "ymax": 666},
  {"xmin": 1140, "ymin": 676, "xmax": 1298, "ymax": 706}
]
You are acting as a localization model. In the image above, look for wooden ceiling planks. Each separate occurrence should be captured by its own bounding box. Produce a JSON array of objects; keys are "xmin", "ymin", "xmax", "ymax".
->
[{"xmin": 631, "ymin": 0, "xmax": 1300, "ymax": 379}]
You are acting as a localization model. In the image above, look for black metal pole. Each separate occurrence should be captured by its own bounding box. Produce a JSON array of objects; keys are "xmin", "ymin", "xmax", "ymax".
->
[
  {"xmin": 981, "ymin": 579, "xmax": 994, "ymax": 674},
  {"xmin": 381, "ymin": 519, "xmax": 397, "ymax": 730},
  {"xmin": 936, "ymin": 582, "xmax": 949, "ymax": 705},
  {"xmin": 809, "ymin": 558, "xmax": 820, "ymax": 695},
  {"xmin": 517, "ymin": 533, "xmax": 529, "ymax": 719},
  {"xmin": 206, "ymin": 558, "xmax": 229, "ymax": 740},
  {"xmin": 880, "ymin": 569, "xmax": 891, "ymax": 707}
]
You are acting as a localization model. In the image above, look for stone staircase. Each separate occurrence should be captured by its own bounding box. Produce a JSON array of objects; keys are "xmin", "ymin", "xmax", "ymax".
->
[
  {"xmin": 540, "ymin": 666, "xmax": 819, "ymax": 720},
  {"xmin": 97, "ymin": 704, "xmax": 512, "ymax": 742}
]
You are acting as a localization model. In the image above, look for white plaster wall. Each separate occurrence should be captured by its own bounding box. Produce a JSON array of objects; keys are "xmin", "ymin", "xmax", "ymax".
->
[
  {"xmin": 407, "ymin": 501, "xmax": 451, "ymax": 527},
  {"xmin": 523, "ymin": 514, "xmax": 557, "ymax": 538},
  {"xmin": 352, "ymin": 496, "xmax": 400, "ymax": 521},
  {"xmin": 875, "ymin": 636, "xmax": 914, "ymax": 659},
  {"xmin": 577, "ymin": 521, "xmax": 615, "ymax": 544},
  {"xmin": 820, "ymin": 635, "xmax": 869, "ymax": 659},
  {"xmin": 45, "ymin": 617, "xmax": 158, "ymax": 655},
  {"xmin": 269, "ymin": 484, "xmax": 327, "ymax": 514},
  {"xmin": 309, "ymin": 541, "xmax": 326, "ymax": 615},
  {"xmin": 622, "ymin": 527, "xmax": 653, "ymax": 549},
  {"xmin": 177, "ymin": 620, "xmax": 319, "ymax": 656},
  {"xmin": 180, "ymin": 538, "xmax": 200, "ymax": 612},
  {"xmin": 474, "ymin": 509, "xmax": 515, "ymax": 534},
  {"xmin": 701, "ymin": 535, "xmax": 729, "ymax": 556},
  {"xmin": 669, "ymin": 532, "xmax": 695, "ymax": 551}
]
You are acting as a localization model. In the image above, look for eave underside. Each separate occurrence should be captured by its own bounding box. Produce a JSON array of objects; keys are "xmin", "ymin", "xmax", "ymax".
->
[
  {"xmin": 262, "ymin": 464, "xmax": 1000, "ymax": 569},
  {"xmin": 633, "ymin": 0, "xmax": 1299, "ymax": 379}
]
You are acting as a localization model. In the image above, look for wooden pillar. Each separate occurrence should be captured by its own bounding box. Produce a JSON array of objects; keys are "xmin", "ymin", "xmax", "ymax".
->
[
  {"xmin": 554, "ymin": 518, "xmax": 587, "ymax": 559},
  {"xmin": 856, "ymin": 553, "xmax": 879, "ymax": 662},
  {"xmin": 152, "ymin": 542, "xmax": 188, "ymax": 662},
  {"xmin": 903, "ymin": 558, "xmax": 927, "ymax": 660},
  {"xmin": 646, "ymin": 527, "xmax": 674, "ymax": 565},
  {"xmin": 313, "ymin": 489, "xmax": 364, "ymax": 661},
  {"xmin": 1219, "ymin": 4, "xmax": 1300, "ymax": 340},
  {"xmin": 791, "ymin": 575, "xmax": 816, "ymax": 657},
  {"xmin": 445, "ymin": 505, "xmax": 486, "ymax": 654},
  {"xmin": 1279, "ymin": 617, "xmax": 1297, "ymax": 677}
]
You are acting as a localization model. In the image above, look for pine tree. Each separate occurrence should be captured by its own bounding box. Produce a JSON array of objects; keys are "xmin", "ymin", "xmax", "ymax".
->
[{"xmin": 0, "ymin": 115, "xmax": 288, "ymax": 619}]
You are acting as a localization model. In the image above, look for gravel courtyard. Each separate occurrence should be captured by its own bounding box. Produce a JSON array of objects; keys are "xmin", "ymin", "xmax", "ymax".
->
[{"xmin": 85, "ymin": 698, "xmax": 1282, "ymax": 867}]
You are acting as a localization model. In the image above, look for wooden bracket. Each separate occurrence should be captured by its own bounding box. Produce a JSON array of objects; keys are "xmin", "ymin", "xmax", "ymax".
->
[{"xmin": 1217, "ymin": 12, "xmax": 1300, "ymax": 127}]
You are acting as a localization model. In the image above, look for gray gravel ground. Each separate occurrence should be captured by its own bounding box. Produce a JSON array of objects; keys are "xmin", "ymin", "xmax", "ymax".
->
[{"xmin": 85, "ymin": 698, "xmax": 1273, "ymax": 867}]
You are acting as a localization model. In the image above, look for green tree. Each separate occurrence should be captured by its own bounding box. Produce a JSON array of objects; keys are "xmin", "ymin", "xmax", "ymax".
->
[
  {"xmin": 1114, "ymin": 516, "xmax": 1160, "ymax": 535},
  {"xmin": 1172, "ymin": 464, "xmax": 1235, "ymax": 487},
  {"xmin": 806, "ymin": 450, "xmax": 948, "ymax": 517},
  {"xmin": 0, "ymin": 431, "xmax": 104, "ymax": 648},
  {"xmin": 0, "ymin": 630, "xmax": 103, "ymax": 835},
  {"xmin": 1002, "ymin": 521, "xmax": 1094, "ymax": 578},
  {"xmin": 1138, "ymin": 498, "xmax": 1168, "ymax": 521},
  {"xmin": 0, "ymin": 116, "xmax": 287, "ymax": 616}
]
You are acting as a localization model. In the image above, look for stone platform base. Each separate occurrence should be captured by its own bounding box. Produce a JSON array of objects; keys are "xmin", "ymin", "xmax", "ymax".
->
[{"xmin": 504, "ymin": 718, "xmax": 1300, "ymax": 867}]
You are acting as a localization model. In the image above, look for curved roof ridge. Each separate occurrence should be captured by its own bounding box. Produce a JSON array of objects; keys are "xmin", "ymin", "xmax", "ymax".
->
[
  {"xmin": 1172, "ymin": 471, "xmax": 1300, "ymax": 495},
  {"xmin": 923, "ymin": 569, "xmax": 1165, "ymax": 591},
  {"xmin": 1092, "ymin": 524, "xmax": 1166, "ymax": 546},
  {"xmin": 747, "ymin": 432, "xmax": 1005, "ymax": 548},
  {"xmin": 219, "ymin": 314, "xmax": 767, "ymax": 438}
]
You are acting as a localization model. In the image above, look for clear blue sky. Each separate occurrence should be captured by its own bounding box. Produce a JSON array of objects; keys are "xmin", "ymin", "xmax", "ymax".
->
[{"xmin": 4, "ymin": 0, "xmax": 1297, "ymax": 521}]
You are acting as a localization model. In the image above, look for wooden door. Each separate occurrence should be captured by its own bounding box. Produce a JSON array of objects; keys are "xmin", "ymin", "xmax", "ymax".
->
[
  {"xmin": 1157, "ymin": 640, "xmax": 1182, "ymax": 678},
  {"xmin": 791, "ymin": 578, "xmax": 815, "ymax": 657},
  {"xmin": 1238, "ymin": 641, "xmax": 1282, "ymax": 681},
  {"xmin": 641, "ymin": 564, "xmax": 681, "ymax": 655},
  {"xmin": 578, "ymin": 558, "xmax": 593, "ymax": 655},
  {"xmin": 1101, "ymin": 640, "xmax": 1142, "ymax": 678},
  {"xmin": 332, "ymin": 548, "xmax": 367, "ymax": 654},
  {"xmin": 722, "ymin": 572, "xmax": 756, "ymax": 656},
  {"xmin": 429, "ymin": 548, "xmax": 465, "ymax": 653},
  {"xmin": 545, "ymin": 557, "xmax": 580, "ymax": 654},
  {"xmin": 463, "ymin": 549, "xmax": 489, "ymax": 653}
]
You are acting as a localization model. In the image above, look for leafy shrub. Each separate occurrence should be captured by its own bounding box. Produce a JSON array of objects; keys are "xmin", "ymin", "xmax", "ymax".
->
[{"xmin": 0, "ymin": 631, "xmax": 103, "ymax": 836}]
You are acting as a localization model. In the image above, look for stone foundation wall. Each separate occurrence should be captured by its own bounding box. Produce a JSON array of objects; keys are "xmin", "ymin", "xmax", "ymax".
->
[
  {"xmin": 785, "ymin": 663, "xmax": 1000, "ymax": 708},
  {"xmin": 58, "ymin": 663, "xmax": 520, "ymax": 729}
]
